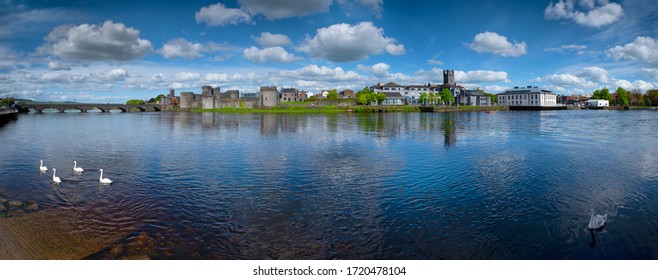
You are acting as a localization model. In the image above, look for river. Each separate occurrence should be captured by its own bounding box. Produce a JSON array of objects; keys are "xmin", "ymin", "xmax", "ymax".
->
[{"xmin": 1, "ymin": 110, "xmax": 657, "ymax": 259}]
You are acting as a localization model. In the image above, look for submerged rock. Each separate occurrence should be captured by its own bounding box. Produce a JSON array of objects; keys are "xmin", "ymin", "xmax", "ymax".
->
[{"xmin": 7, "ymin": 200, "xmax": 23, "ymax": 208}]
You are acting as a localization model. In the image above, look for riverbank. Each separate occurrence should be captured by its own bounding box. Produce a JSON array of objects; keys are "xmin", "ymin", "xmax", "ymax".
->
[{"xmin": 189, "ymin": 105, "xmax": 509, "ymax": 113}]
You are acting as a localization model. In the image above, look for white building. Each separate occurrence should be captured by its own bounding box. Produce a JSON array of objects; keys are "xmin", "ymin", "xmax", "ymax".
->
[
  {"xmin": 497, "ymin": 86, "xmax": 558, "ymax": 107},
  {"xmin": 585, "ymin": 99, "xmax": 609, "ymax": 108}
]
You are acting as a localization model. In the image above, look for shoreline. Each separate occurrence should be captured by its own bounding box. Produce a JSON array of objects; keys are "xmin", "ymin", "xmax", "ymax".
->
[{"xmin": 0, "ymin": 207, "xmax": 127, "ymax": 260}]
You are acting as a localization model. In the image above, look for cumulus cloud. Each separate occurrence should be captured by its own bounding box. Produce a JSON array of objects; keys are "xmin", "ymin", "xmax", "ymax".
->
[
  {"xmin": 613, "ymin": 79, "xmax": 657, "ymax": 92},
  {"xmin": 641, "ymin": 68, "xmax": 658, "ymax": 80},
  {"xmin": 175, "ymin": 72, "xmax": 201, "ymax": 82},
  {"xmin": 158, "ymin": 38, "xmax": 204, "ymax": 59},
  {"xmin": 544, "ymin": 73, "xmax": 597, "ymax": 87},
  {"xmin": 157, "ymin": 38, "xmax": 227, "ymax": 60},
  {"xmin": 455, "ymin": 70, "xmax": 509, "ymax": 83},
  {"xmin": 47, "ymin": 61, "xmax": 70, "ymax": 71},
  {"xmin": 279, "ymin": 64, "xmax": 361, "ymax": 82},
  {"xmin": 296, "ymin": 22, "xmax": 404, "ymax": 62},
  {"xmin": 544, "ymin": 0, "xmax": 623, "ymax": 28},
  {"xmin": 195, "ymin": 3, "xmax": 252, "ymax": 26},
  {"xmin": 468, "ymin": 32, "xmax": 527, "ymax": 57},
  {"xmin": 239, "ymin": 0, "xmax": 332, "ymax": 20},
  {"xmin": 357, "ymin": 63, "xmax": 390, "ymax": 78},
  {"xmin": 580, "ymin": 66, "xmax": 609, "ymax": 83},
  {"xmin": 243, "ymin": 46, "xmax": 301, "ymax": 63},
  {"xmin": 104, "ymin": 68, "xmax": 128, "ymax": 81},
  {"xmin": 606, "ymin": 36, "xmax": 658, "ymax": 66},
  {"xmin": 253, "ymin": 32, "xmax": 292, "ymax": 47},
  {"xmin": 40, "ymin": 21, "xmax": 152, "ymax": 61},
  {"xmin": 205, "ymin": 73, "xmax": 230, "ymax": 83}
]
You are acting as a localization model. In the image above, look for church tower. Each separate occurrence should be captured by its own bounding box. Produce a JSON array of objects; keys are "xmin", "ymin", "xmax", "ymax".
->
[{"xmin": 443, "ymin": 70, "xmax": 455, "ymax": 85}]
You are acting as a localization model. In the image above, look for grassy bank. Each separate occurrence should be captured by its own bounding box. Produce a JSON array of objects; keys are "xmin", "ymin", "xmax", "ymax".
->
[{"xmin": 184, "ymin": 105, "xmax": 509, "ymax": 113}]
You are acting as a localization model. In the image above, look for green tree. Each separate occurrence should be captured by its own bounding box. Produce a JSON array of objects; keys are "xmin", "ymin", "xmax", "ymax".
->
[
  {"xmin": 126, "ymin": 99, "xmax": 145, "ymax": 105},
  {"xmin": 376, "ymin": 92, "xmax": 387, "ymax": 105},
  {"xmin": 592, "ymin": 88, "xmax": 611, "ymax": 101},
  {"xmin": 428, "ymin": 92, "xmax": 436, "ymax": 105},
  {"xmin": 356, "ymin": 86, "xmax": 372, "ymax": 105},
  {"xmin": 0, "ymin": 97, "xmax": 15, "ymax": 107},
  {"xmin": 629, "ymin": 89, "xmax": 644, "ymax": 106},
  {"xmin": 419, "ymin": 92, "xmax": 428, "ymax": 104},
  {"xmin": 327, "ymin": 89, "xmax": 339, "ymax": 99},
  {"xmin": 616, "ymin": 87, "xmax": 629, "ymax": 107},
  {"xmin": 440, "ymin": 88, "xmax": 454, "ymax": 105},
  {"xmin": 646, "ymin": 89, "xmax": 658, "ymax": 106}
]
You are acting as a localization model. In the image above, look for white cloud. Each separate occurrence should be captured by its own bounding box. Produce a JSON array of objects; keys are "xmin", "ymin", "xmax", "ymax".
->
[
  {"xmin": 544, "ymin": 0, "xmax": 623, "ymax": 28},
  {"xmin": 468, "ymin": 32, "xmax": 527, "ymax": 57},
  {"xmin": 40, "ymin": 21, "xmax": 152, "ymax": 61},
  {"xmin": 455, "ymin": 70, "xmax": 509, "ymax": 83},
  {"xmin": 104, "ymin": 68, "xmax": 128, "ymax": 81},
  {"xmin": 357, "ymin": 63, "xmax": 390, "ymax": 77},
  {"xmin": 205, "ymin": 73, "xmax": 230, "ymax": 83},
  {"xmin": 280, "ymin": 64, "xmax": 361, "ymax": 82},
  {"xmin": 641, "ymin": 68, "xmax": 658, "ymax": 80},
  {"xmin": 606, "ymin": 36, "xmax": 658, "ymax": 66},
  {"xmin": 427, "ymin": 59, "xmax": 443, "ymax": 65},
  {"xmin": 175, "ymin": 72, "xmax": 201, "ymax": 82},
  {"xmin": 253, "ymin": 32, "xmax": 292, "ymax": 47},
  {"xmin": 158, "ymin": 38, "xmax": 205, "ymax": 60},
  {"xmin": 296, "ymin": 22, "xmax": 404, "ymax": 62},
  {"xmin": 544, "ymin": 73, "xmax": 597, "ymax": 87},
  {"xmin": 613, "ymin": 79, "xmax": 657, "ymax": 92},
  {"xmin": 579, "ymin": 66, "xmax": 610, "ymax": 83},
  {"xmin": 47, "ymin": 61, "xmax": 70, "ymax": 71},
  {"xmin": 239, "ymin": 0, "xmax": 332, "ymax": 20},
  {"xmin": 544, "ymin": 44, "xmax": 587, "ymax": 54},
  {"xmin": 195, "ymin": 3, "xmax": 252, "ymax": 26},
  {"xmin": 243, "ymin": 46, "xmax": 302, "ymax": 63}
]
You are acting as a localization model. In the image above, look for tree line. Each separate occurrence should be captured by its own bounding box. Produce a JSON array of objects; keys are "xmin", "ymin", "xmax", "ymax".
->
[{"xmin": 592, "ymin": 87, "xmax": 658, "ymax": 107}]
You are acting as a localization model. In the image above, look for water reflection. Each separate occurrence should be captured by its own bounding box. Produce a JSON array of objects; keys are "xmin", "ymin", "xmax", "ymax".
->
[
  {"xmin": 2, "ymin": 111, "xmax": 658, "ymax": 259},
  {"xmin": 442, "ymin": 113, "xmax": 456, "ymax": 146}
]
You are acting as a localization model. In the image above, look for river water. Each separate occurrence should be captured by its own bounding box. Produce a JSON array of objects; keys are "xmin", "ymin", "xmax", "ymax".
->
[{"xmin": 1, "ymin": 110, "xmax": 657, "ymax": 259}]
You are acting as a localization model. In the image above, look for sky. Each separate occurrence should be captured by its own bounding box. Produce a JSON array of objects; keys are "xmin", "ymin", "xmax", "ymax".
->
[{"xmin": 0, "ymin": 0, "xmax": 657, "ymax": 102}]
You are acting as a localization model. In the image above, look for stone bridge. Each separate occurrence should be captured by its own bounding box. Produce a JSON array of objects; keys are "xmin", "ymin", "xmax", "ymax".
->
[{"xmin": 22, "ymin": 103, "xmax": 162, "ymax": 113}]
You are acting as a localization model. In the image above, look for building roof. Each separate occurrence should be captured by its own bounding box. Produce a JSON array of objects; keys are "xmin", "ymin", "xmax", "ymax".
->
[{"xmin": 498, "ymin": 86, "xmax": 556, "ymax": 95}]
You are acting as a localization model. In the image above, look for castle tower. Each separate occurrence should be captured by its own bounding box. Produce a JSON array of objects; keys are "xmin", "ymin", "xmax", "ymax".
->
[
  {"xmin": 443, "ymin": 70, "xmax": 455, "ymax": 85},
  {"xmin": 260, "ymin": 86, "xmax": 279, "ymax": 107},
  {"xmin": 201, "ymin": 85, "xmax": 215, "ymax": 109}
]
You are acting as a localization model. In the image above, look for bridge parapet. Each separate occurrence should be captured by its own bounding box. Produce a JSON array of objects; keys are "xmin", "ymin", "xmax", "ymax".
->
[{"xmin": 23, "ymin": 103, "xmax": 162, "ymax": 113}]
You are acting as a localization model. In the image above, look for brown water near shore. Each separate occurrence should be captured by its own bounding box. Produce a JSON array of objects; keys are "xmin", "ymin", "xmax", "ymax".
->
[{"xmin": 0, "ymin": 208, "xmax": 127, "ymax": 259}]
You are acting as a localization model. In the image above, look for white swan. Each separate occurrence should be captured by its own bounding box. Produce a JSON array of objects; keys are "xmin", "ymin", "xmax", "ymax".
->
[
  {"xmin": 52, "ymin": 168, "xmax": 61, "ymax": 183},
  {"xmin": 39, "ymin": 160, "xmax": 48, "ymax": 172},
  {"xmin": 99, "ymin": 169, "xmax": 113, "ymax": 184},
  {"xmin": 588, "ymin": 209, "xmax": 607, "ymax": 230},
  {"xmin": 73, "ymin": 161, "xmax": 84, "ymax": 172}
]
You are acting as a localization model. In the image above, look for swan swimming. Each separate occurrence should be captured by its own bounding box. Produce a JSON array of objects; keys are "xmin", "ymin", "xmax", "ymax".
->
[
  {"xmin": 99, "ymin": 169, "xmax": 113, "ymax": 184},
  {"xmin": 39, "ymin": 160, "xmax": 48, "ymax": 172},
  {"xmin": 73, "ymin": 161, "xmax": 84, "ymax": 173},
  {"xmin": 52, "ymin": 168, "xmax": 61, "ymax": 183},
  {"xmin": 588, "ymin": 209, "xmax": 607, "ymax": 230}
]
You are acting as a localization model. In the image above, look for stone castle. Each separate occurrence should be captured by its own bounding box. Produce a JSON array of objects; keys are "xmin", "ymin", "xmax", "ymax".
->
[{"xmin": 162, "ymin": 85, "xmax": 300, "ymax": 110}]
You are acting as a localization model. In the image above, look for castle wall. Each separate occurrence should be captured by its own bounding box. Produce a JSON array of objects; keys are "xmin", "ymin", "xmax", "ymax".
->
[
  {"xmin": 218, "ymin": 98, "xmax": 259, "ymax": 108},
  {"xmin": 180, "ymin": 92, "xmax": 194, "ymax": 109},
  {"xmin": 202, "ymin": 95, "xmax": 215, "ymax": 110}
]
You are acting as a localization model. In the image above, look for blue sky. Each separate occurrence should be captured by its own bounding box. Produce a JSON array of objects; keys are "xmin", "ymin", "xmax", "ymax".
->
[{"xmin": 1, "ymin": 0, "xmax": 657, "ymax": 102}]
